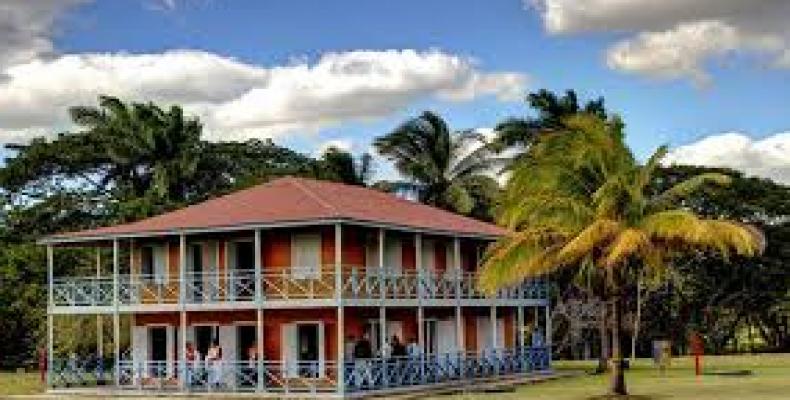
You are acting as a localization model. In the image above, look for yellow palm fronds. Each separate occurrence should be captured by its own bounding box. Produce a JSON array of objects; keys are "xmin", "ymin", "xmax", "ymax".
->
[
  {"xmin": 556, "ymin": 219, "xmax": 621, "ymax": 266},
  {"xmin": 602, "ymin": 228, "xmax": 650, "ymax": 268}
]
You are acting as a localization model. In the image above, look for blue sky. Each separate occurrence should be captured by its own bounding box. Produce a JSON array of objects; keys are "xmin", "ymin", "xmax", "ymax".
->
[{"xmin": 1, "ymin": 0, "xmax": 789, "ymax": 182}]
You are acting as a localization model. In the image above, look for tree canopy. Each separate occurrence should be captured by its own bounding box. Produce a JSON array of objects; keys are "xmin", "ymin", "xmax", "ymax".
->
[
  {"xmin": 479, "ymin": 114, "xmax": 763, "ymax": 395},
  {"xmin": 374, "ymin": 110, "xmax": 499, "ymax": 219}
]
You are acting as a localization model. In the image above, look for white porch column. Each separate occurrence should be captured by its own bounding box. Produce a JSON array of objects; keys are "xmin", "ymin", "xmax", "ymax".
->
[
  {"xmin": 415, "ymin": 233, "xmax": 424, "ymax": 351},
  {"xmin": 334, "ymin": 223, "xmax": 345, "ymax": 395},
  {"xmin": 46, "ymin": 244, "xmax": 53, "ymax": 387},
  {"xmin": 453, "ymin": 237, "xmax": 463, "ymax": 352},
  {"xmin": 179, "ymin": 234, "xmax": 187, "ymax": 389},
  {"xmin": 254, "ymin": 229, "xmax": 265, "ymax": 391},
  {"xmin": 490, "ymin": 305, "xmax": 497, "ymax": 349},
  {"xmin": 517, "ymin": 306, "xmax": 524, "ymax": 348},
  {"xmin": 96, "ymin": 248, "xmax": 103, "ymax": 360},
  {"xmin": 378, "ymin": 228, "xmax": 386, "ymax": 353},
  {"xmin": 112, "ymin": 239, "xmax": 120, "ymax": 386}
]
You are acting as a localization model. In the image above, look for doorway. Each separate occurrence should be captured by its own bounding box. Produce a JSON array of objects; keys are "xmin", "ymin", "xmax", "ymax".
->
[
  {"xmin": 149, "ymin": 327, "xmax": 167, "ymax": 377},
  {"xmin": 237, "ymin": 325, "xmax": 257, "ymax": 361},
  {"xmin": 423, "ymin": 319, "xmax": 438, "ymax": 355},
  {"xmin": 297, "ymin": 323, "xmax": 319, "ymax": 377},
  {"xmin": 234, "ymin": 241, "xmax": 255, "ymax": 299},
  {"xmin": 195, "ymin": 325, "xmax": 218, "ymax": 358}
]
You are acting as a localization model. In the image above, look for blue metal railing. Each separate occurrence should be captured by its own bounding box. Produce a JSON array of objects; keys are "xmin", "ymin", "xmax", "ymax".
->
[{"xmin": 49, "ymin": 347, "xmax": 550, "ymax": 393}]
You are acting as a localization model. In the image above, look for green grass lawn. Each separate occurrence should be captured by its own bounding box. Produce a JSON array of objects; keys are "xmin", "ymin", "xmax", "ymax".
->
[
  {"xmin": 0, "ymin": 371, "xmax": 44, "ymax": 396},
  {"xmin": 1, "ymin": 355, "xmax": 788, "ymax": 398},
  {"xmin": 438, "ymin": 354, "xmax": 790, "ymax": 400}
]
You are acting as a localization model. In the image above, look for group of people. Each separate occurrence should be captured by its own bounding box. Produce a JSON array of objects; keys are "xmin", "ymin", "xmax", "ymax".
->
[
  {"xmin": 345, "ymin": 333, "xmax": 422, "ymax": 361},
  {"xmin": 345, "ymin": 332, "xmax": 424, "ymax": 387},
  {"xmin": 185, "ymin": 341, "xmax": 224, "ymax": 387}
]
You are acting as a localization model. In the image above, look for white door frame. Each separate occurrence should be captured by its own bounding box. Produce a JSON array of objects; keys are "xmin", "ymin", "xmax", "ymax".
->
[{"xmin": 285, "ymin": 320, "xmax": 326, "ymax": 378}]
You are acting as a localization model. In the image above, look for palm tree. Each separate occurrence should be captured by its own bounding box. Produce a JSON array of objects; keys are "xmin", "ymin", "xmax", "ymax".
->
[
  {"xmin": 374, "ymin": 111, "xmax": 497, "ymax": 216},
  {"xmin": 492, "ymin": 89, "xmax": 609, "ymax": 166},
  {"xmin": 479, "ymin": 114, "xmax": 763, "ymax": 395},
  {"xmin": 69, "ymin": 96, "xmax": 202, "ymax": 205}
]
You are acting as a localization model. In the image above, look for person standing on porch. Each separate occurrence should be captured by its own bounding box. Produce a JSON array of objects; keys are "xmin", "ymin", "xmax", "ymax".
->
[
  {"xmin": 185, "ymin": 342, "xmax": 197, "ymax": 386},
  {"xmin": 353, "ymin": 333, "xmax": 374, "ymax": 387},
  {"xmin": 391, "ymin": 335, "xmax": 407, "ymax": 358},
  {"xmin": 246, "ymin": 342, "xmax": 259, "ymax": 387},
  {"xmin": 345, "ymin": 334, "xmax": 357, "ymax": 361},
  {"xmin": 206, "ymin": 342, "xmax": 222, "ymax": 388}
]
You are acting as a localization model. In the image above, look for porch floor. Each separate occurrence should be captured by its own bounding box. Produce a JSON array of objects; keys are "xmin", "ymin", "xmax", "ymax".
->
[{"xmin": 32, "ymin": 371, "xmax": 562, "ymax": 399}]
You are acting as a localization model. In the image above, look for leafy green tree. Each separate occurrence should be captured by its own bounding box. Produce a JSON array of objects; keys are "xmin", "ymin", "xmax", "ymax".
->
[
  {"xmin": 0, "ymin": 96, "xmax": 378, "ymax": 364},
  {"xmin": 635, "ymin": 166, "xmax": 790, "ymax": 354},
  {"xmin": 480, "ymin": 114, "xmax": 762, "ymax": 395},
  {"xmin": 314, "ymin": 147, "xmax": 374, "ymax": 186},
  {"xmin": 374, "ymin": 111, "xmax": 497, "ymax": 216},
  {"xmin": 68, "ymin": 96, "xmax": 203, "ymax": 203}
]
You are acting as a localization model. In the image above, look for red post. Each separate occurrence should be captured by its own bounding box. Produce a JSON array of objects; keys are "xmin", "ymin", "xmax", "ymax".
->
[
  {"xmin": 38, "ymin": 347, "xmax": 47, "ymax": 384},
  {"xmin": 690, "ymin": 331, "xmax": 704, "ymax": 376},
  {"xmin": 694, "ymin": 354, "xmax": 702, "ymax": 376}
]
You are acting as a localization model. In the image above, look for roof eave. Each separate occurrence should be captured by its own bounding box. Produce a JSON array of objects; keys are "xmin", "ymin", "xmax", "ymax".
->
[{"xmin": 38, "ymin": 217, "xmax": 503, "ymax": 245}]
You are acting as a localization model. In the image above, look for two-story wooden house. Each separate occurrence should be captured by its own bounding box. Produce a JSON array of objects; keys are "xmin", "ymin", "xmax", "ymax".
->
[{"xmin": 44, "ymin": 177, "xmax": 550, "ymax": 397}]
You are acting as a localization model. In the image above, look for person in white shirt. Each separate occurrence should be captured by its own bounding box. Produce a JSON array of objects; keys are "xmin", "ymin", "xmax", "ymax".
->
[{"xmin": 206, "ymin": 342, "xmax": 222, "ymax": 388}]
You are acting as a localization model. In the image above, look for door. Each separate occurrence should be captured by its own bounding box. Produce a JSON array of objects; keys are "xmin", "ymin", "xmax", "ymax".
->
[
  {"xmin": 476, "ymin": 317, "xmax": 505, "ymax": 352},
  {"xmin": 291, "ymin": 233, "xmax": 321, "ymax": 279},
  {"xmin": 238, "ymin": 325, "xmax": 257, "ymax": 362},
  {"xmin": 423, "ymin": 320, "xmax": 438, "ymax": 355},
  {"xmin": 237, "ymin": 325, "xmax": 257, "ymax": 387},
  {"xmin": 384, "ymin": 237, "xmax": 402, "ymax": 274},
  {"xmin": 195, "ymin": 325, "xmax": 218, "ymax": 358},
  {"xmin": 386, "ymin": 321, "xmax": 404, "ymax": 344},
  {"xmin": 149, "ymin": 327, "xmax": 167, "ymax": 377},
  {"xmin": 283, "ymin": 322, "xmax": 324, "ymax": 378},
  {"xmin": 365, "ymin": 320, "xmax": 381, "ymax": 356},
  {"xmin": 233, "ymin": 241, "xmax": 255, "ymax": 299},
  {"xmin": 297, "ymin": 324, "xmax": 319, "ymax": 378},
  {"xmin": 437, "ymin": 319, "xmax": 457, "ymax": 355}
]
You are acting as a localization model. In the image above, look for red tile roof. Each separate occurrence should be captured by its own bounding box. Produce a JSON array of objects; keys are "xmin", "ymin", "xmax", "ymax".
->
[{"xmin": 45, "ymin": 177, "xmax": 505, "ymax": 242}]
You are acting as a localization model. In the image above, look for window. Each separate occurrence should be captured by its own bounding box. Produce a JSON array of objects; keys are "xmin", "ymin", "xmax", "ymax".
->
[
  {"xmin": 140, "ymin": 246, "xmax": 166, "ymax": 283},
  {"xmin": 141, "ymin": 247, "xmax": 154, "ymax": 278},
  {"xmin": 291, "ymin": 233, "xmax": 321, "ymax": 279}
]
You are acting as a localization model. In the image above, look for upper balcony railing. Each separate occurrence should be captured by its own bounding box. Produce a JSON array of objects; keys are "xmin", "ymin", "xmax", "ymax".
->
[{"xmin": 51, "ymin": 266, "xmax": 547, "ymax": 308}]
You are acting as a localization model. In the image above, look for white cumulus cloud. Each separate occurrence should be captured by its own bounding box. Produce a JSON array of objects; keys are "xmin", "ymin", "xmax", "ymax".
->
[
  {"xmin": 0, "ymin": 49, "xmax": 527, "ymax": 143},
  {"xmin": 530, "ymin": 0, "xmax": 790, "ymax": 83},
  {"xmin": 665, "ymin": 132, "xmax": 790, "ymax": 184}
]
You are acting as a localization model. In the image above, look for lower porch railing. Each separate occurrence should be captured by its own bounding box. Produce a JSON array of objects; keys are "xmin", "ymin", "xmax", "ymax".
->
[{"xmin": 49, "ymin": 347, "xmax": 550, "ymax": 394}]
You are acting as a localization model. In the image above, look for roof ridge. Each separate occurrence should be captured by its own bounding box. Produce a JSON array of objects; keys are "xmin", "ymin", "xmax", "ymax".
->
[
  {"xmin": 307, "ymin": 177, "xmax": 499, "ymax": 227},
  {"xmin": 287, "ymin": 177, "xmax": 340, "ymax": 216}
]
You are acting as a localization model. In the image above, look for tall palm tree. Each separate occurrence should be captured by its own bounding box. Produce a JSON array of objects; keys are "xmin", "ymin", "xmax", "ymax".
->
[
  {"xmin": 374, "ymin": 111, "xmax": 497, "ymax": 216},
  {"xmin": 479, "ymin": 114, "xmax": 763, "ymax": 395},
  {"xmin": 69, "ymin": 96, "xmax": 202, "ymax": 204},
  {"xmin": 492, "ymin": 89, "xmax": 609, "ymax": 166}
]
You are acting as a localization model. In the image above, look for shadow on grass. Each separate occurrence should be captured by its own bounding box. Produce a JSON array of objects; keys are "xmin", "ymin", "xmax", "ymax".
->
[{"xmin": 586, "ymin": 395, "xmax": 663, "ymax": 400}]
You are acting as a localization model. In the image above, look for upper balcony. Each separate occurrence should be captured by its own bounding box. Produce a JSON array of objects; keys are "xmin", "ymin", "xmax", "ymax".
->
[{"xmin": 50, "ymin": 266, "xmax": 547, "ymax": 310}]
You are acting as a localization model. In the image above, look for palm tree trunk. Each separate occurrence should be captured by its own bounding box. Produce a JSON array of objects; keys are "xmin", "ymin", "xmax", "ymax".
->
[
  {"xmin": 632, "ymin": 276, "xmax": 642, "ymax": 362},
  {"xmin": 597, "ymin": 301, "xmax": 609, "ymax": 373},
  {"xmin": 610, "ymin": 292, "xmax": 628, "ymax": 395}
]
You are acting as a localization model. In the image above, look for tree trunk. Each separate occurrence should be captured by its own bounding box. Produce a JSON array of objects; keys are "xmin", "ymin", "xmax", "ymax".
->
[
  {"xmin": 632, "ymin": 276, "xmax": 642, "ymax": 362},
  {"xmin": 597, "ymin": 301, "xmax": 609, "ymax": 373},
  {"xmin": 610, "ymin": 293, "xmax": 628, "ymax": 395}
]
